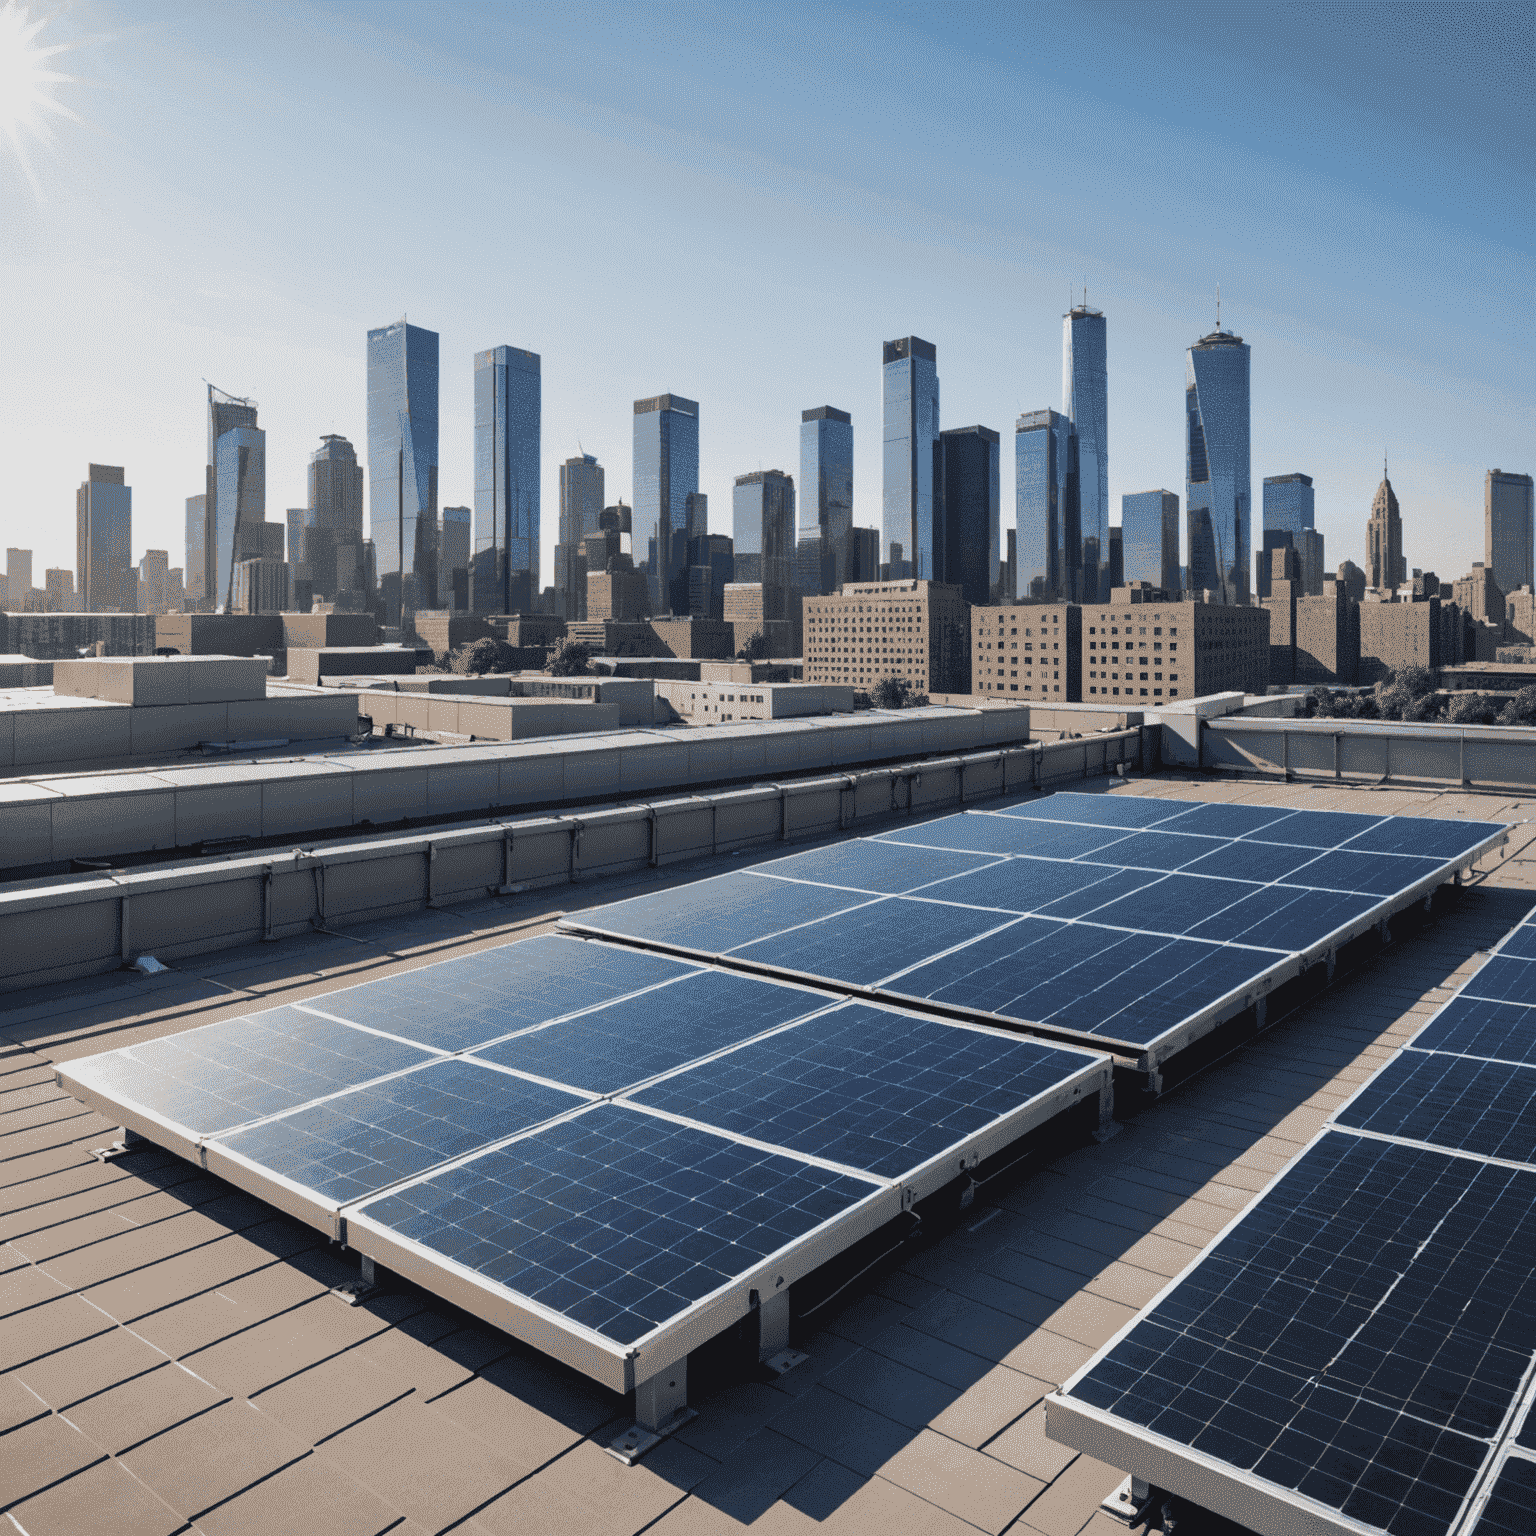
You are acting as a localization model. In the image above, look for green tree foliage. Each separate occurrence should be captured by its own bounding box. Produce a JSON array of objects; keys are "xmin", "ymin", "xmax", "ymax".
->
[
  {"xmin": 450, "ymin": 637, "xmax": 519, "ymax": 675},
  {"xmin": 871, "ymin": 675, "xmax": 914, "ymax": 709},
  {"xmin": 1500, "ymin": 686, "xmax": 1536, "ymax": 726},
  {"xmin": 546, "ymin": 639, "xmax": 595, "ymax": 677},
  {"xmin": 735, "ymin": 630, "xmax": 770, "ymax": 662},
  {"xmin": 1446, "ymin": 692, "xmax": 1499, "ymax": 725}
]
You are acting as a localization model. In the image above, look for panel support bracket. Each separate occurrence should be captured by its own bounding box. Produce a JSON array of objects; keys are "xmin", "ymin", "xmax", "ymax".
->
[
  {"xmin": 331, "ymin": 1253, "xmax": 382, "ymax": 1306},
  {"xmin": 1101, "ymin": 1476, "xmax": 1152, "ymax": 1524},
  {"xmin": 608, "ymin": 1359, "xmax": 695, "ymax": 1464},
  {"xmin": 1092, "ymin": 1078, "xmax": 1120, "ymax": 1142},
  {"xmin": 92, "ymin": 1127, "xmax": 149, "ymax": 1163},
  {"xmin": 757, "ymin": 1287, "xmax": 807, "ymax": 1376}
]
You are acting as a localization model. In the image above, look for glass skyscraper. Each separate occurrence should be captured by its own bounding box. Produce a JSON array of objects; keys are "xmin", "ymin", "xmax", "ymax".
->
[
  {"xmin": 882, "ymin": 337, "xmax": 939, "ymax": 578},
  {"xmin": 799, "ymin": 406, "xmax": 853, "ymax": 595},
  {"xmin": 1486, "ymin": 469, "xmax": 1535, "ymax": 598},
  {"xmin": 1185, "ymin": 326, "xmax": 1251, "ymax": 603},
  {"xmin": 1015, "ymin": 408, "xmax": 1076, "ymax": 601},
  {"xmin": 633, "ymin": 393, "xmax": 699, "ymax": 615},
  {"xmin": 75, "ymin": 464, "xmax": 132, "ymax": 612},
  {"xmin": 472, "ymin": 344, "xmax": 540, "ymax": 614},
  {"xmin": 368, "ymin": 319, "xmax": 439, "ymax": 625},
  {"xmin": 939, "ymin": 425, "xmax": 1000, "ymax": 605},
  {"xmin": 1064, "ymin": 303, "xmax": 1108, "ymax": 601},
  {"xmin": 732, "ymin": 471, "xmax": 795, "ymax": 591},
  {"xmin": 1121, "ymin": 490, "xmax": 1180, "ymax": 592},
  {"xmin": 184, "ymin": 495, "xmax": 206, "ymax": 605},
  {"xmin": 205, "ymin": 385, "xmax": 264, "ymax": 612},
  {"xmin": 304, "ymin": 434, "xmax": 364, "ymax": 601}
]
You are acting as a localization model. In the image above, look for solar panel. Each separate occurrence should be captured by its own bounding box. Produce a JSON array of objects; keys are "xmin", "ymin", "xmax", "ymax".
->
[
  {"xmin": 304, "ymin": 934, "xmax": 701, "ymax": 1052},
  {"xmin": 990, "ymin": 791, "xmax": 1190, "ymax": 829},
  {"xmin": 1470, "ymin": 1456, "xmax": 1536, "ymax": 1536},
  {"xmin": 1463, "ymin": 956, "xmax": 1536, "ymax": 1008},
  {"xmin": 748, "ymin": 838, "xmax": 1001, "ymax": 894}
]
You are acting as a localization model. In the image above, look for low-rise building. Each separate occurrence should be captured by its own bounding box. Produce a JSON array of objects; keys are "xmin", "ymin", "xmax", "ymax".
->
[
  {"xmin": 803, "ymin": 579, "xmax": 969, "ymax": 695},
  {"xmin": 1080, "ymin": 584, "xmax": 1269, "ymax": 702},
  {"xmin": 654, "ymin": 680, "xmax": 855, "ymax": 723},
  {"xmin": 969, "ymin": 602, "xmax": 1080, "ymax": 700}
]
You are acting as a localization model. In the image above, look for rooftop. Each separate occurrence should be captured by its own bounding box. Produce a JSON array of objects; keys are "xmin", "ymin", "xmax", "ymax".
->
[{"xmin": 3, "ymin": 773, "xmax": 1533, "ymax": 1533}]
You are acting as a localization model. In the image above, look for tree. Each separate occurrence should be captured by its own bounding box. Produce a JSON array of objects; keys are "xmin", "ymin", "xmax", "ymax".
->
[
  {"xmin": 1500, "ymin": 686, "xmax": 1536, "ymax": 726},
  {"xmin": 450, "ymin": 637, "xmax": 519, "ymax": 675},
  {"xmin": 1446, "ymin": 692, "xmax": 1499, "ymax": 725},
  {"xmin": 1373, "ymin": 666, "xmax": 1439, "ymax": 722},
  {"xmin": 736, "ymin": 630, "xmax": 769, "ymax": 662},
  {"xmin": 546, "ymin": 639, "xmax": 595, "ymax": 677},
  {"xmin": 871, "ymin": 675, "xmax": 914, "ymax": 710}
]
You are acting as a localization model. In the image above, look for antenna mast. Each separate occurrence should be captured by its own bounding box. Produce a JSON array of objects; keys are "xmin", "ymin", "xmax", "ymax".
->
[{"xmin": 1216, "ymin": 284, "xmax": 1221, "ymax": 330}]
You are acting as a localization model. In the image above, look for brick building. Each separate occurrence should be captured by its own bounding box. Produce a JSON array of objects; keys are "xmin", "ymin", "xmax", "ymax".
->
[
  {"xmin": 1080, "ymin": 584, "xmax": 1268, "ymax": 702},
  {"xmin": 803, "ymin": 579, "xmax": 969, "ymax": 695},
  {"xmin": 969, "ymin": 602, "xmax": 1081, "ymax": 700},
  {"xmin": 1357, "ymin": 598, "xmax": 1445, "ymax": 683},
  {"xmin": 1295, "ymin": 576, "xmax": 1360, "ymax": 685}
]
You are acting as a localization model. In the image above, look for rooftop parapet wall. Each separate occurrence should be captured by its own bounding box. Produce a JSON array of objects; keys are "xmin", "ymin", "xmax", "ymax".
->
[{"xmin": 53, "ymin": 655, "xmax": 268, "ymax": 705}]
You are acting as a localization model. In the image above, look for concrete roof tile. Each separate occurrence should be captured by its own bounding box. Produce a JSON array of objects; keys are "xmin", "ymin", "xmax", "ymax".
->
[
  {"xmin": 194, "ymin": 1450, "xmax": 402, "ymax": 1536},
  {"xmin": 4, "ymin": 1455, "xmax": 185, "ymax": 1536},
  {"xmin": 880, "ymin": 1425, "xmax": 1046, "ymax": 1534},
  {"xmin": 0, "ymin": 1414, "xmax": 108, "ymax": 1514},
  {"xmin": 61, "ymin": 1362, "xmax": 228, "ymax": 1456}
]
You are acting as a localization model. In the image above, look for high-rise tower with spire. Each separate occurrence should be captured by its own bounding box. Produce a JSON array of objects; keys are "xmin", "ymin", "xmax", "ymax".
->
[{"xmin": 1366, "ymin": 461, "xmax": 1405, "ymax": 592}]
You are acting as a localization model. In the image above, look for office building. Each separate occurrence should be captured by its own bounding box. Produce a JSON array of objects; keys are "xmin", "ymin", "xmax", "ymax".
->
[
  {"xmin": 1064, "ymin": 302, "xmax": 1108, "ymax": 600},
  {"xmin": 1296, "ymin": 575, "xmax": 1360, "ymax": 686},
  {"xmin": 1453, "ymin": 563, "xmax": 1505, "ymax": 627},
  {"xmin": 882, "ymin": 337, "xmax": 940, "ymax": 579},
  {"xmin": 554, "ymin": 454, "xmax": 604, "ymax": 616},
  {"xmin": 470, "ymin": 344, "xmax": 539, "ymax": 616},
  {"xmin": 1185, "ymin": 324, "xmax": 1251, "ymax": 603},
  {"xmin": 686, "ymin": 533, "xmax": 734, "ymax": 622},
  {"xmin": 803, "ymin": 579, "xmax": 968, "ymax": 694},
  {"xmin": 441, "ymin": 507, "xmax": 471, "ymax": 610},
  {"xmin": 138, "ymin": 550, "xmax": 170, "ymax": 614},
  {"xmin": 1263, "ymin": 472, "xmax": 1314, "ymax": 539},
  {"xmin": 731, "ymin": 471, "xmax": 794, "ymax": 590},
  {"xmin": 184, "ymin": 495, "xmax": 207, "ymax": 606},
  {"xmin": 1358, "ymin": 597, "xmax": 1448, "ymax": 683},
  {"xmin": 304, "ymin": 433, "xmax": 365, "ymax": 602},
  {"xmin": 75, "ymin": 464, "xmax": 133, "ymax": 612},
  {"xmin": 938, "ymin": 426, "xmax": 1000, "ymax": 606},
  {"xmin": 1366, "ymin": 470, "xmax": 1405, "ymax": 593},
  {"xmin": 1121, "ymin": 490, "xmax": 1180, "ymax": 594},
  {"xmin": 1015, "ymin": 408, "xmax": 1075, "ymax": 601},
  {"xmin": 205, "ymin": 386, "xmax": 266, "ymax": 611},
  {"xmin": 799, "ymin": 405, "xmax": 853, "ymax": 595},
  {"xmin": 633, "ymin": 393, "xmax": 699, "ymax": 616},
  {"xmin": 1082, "ymin": 585, "xmax": 1268, "ymax": 700},
  {"xmin": 368, "ymin": 319, "xmax": 439, "ymax": 624},
  {"xmin": 232, "ymin": 558, "xmax": 289, "ymax": 616},
  {"xmin": 971, "ymin": 603, "xmax": 1080, "ymax": 700},
  {"xmin": 45, "ymin": 569, "xmax": 74, "ymax": 611},
  {"xmin": 1257, "ymin": 473, "xmax": 1318, "ymax": 599},
  {"xmin": 1295, "ymin": 528, "xmax": 1326, "ymax": 597},
  {"xmin": 845, "ymin": 526, "xmax": 881, "ymax": 587},
  {"xmin": 1107, "ymin": 525, "xmax": 1124, "ymax": 592},
  {"xmin": 1486, "ymin": 469, "xmax": 1534, "ymax": 599},
  {"xmin": 5, "ymin": 549, "xmax": 31, "ymax": 609}
]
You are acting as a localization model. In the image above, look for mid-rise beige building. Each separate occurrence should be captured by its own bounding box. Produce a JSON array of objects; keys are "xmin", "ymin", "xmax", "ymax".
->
[
  {"xmin": 1080, "ymin": 584, "xmax": 1268, "ymax": 701},
  {"xmin": 803, "ymin": 579, "xmax": 968, "ymax": 695},
  {"xmin": 969, "ymin": 603, "xmax": 1081, "ymax": 700}
]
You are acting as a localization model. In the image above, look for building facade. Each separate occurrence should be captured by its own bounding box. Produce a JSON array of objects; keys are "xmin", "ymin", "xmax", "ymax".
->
[
  {"xmin": 75, "ymin": 464, "xmax": 132, "ymax": 612},
  {"xmin": 1064, "ymin": 303, "xmax": 1108, "ymax": 601},
  {"xmin": 1295, "ymin": 576, "xmax": 1360, "ymax": 686},
  {"xmin": 881, "ymin": 337, "xmax": 940, "ymax": 579},
  {"xmin": 1015, "ymin": 408, "xmax": 1076, "ymax": 602},
  {"xmin": 971, "ymin": 603, "xmax": 1080, "ymax": 701},
  {"xmin": 1121, "ymin": 490, "xmax": 1180, "ymax": 594},
  {"xmin": 206, "ymin": 386, "xmax": 266, "ymax": 612},
  {"xmin": 799, "ymin": 405, "xmax": 853, "ymax": 595},
  {"xmin": 1082, "ymin": 586, "xmax": 1268, "ymax": 701},
  {"xmin": 1185, "ymin": 327, "xmax": 1251, "ymax": 603},
  {"xmin": 470, "ymin": 344, "xmax": 540, "ymax": 615},
  {"xmin": 441, "ymin": 507, "xmax": 471, "ymax": 609},
  {"xmin": 305, "ymin": 433, "xmax": 365, "ymax": 603},
  {"xmin": 232, "ymin": 558, "xmax": 289, "ymax": 616},
  {"xmin": 803, "ymin": 579, "xmax": 968, "ymax": 695},
  {"xmin": 554, "ymin": 453, "xmax": 604, "ymax": 617},
  {"xmin": 1366, "ymin": 472, "xmax": 1405, "ymax": 593},
  {"xmin": 632, "ymin": 394, "xmax": 699, "ymax": 616},
  {"xmin": 1486, "ymin": 469, "xmax": 1534, "ymax": 600},
  {"xmin": 939, "ymin": 425, "xmax": 1000, "ymax": 607},
  {"xmin": 368, "ymin": 320, "xmax": 440, "ymax": 624},
  {"xmin": 184, "ymin": 495, "xmax": 206, "ymax": 606}
]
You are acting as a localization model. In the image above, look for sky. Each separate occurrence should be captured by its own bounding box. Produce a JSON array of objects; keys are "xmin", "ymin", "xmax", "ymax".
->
[{"xmin": 0, "ymin": 0, "xmax": 1530, "ymax": 594}]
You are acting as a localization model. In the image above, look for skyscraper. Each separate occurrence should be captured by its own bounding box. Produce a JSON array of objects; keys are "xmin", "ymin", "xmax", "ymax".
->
[
  {"xmin": 1122, "ymin": 490, "xmax": 1180, "ymax": 593},
  {"xmin": 472, "ymin": 344, "xmax": 540, "ymax": 614},
  {"xmin": 1486, "ymin": 468, "xmax": 1534, "ymax": 598},
  {"xmin": 1015, "ymin": 409, "xmax": 1075, "ymax": 601},
  {"xmin": 184, "ymin": 495, "xmax": 206, "ymax": 606},
  {"xmin": 1185, "ymin": 324, "xmax": 1251, "ymax": 603},
  {"xmin": 441, "ymin": 507, "xmax": 471, "ymax": 609},
  {"xmin": 206, "ymin": 385, "xmax": 265, "ymax": 611},
  {"xmin": 368, "ymin": 319, "xmax": 439, "ymax": 624},
  {"xmin": 75, "ymin": 464, "xmax": 132, "ymax": 611},
  {"xmin": 1257, "ymin": 473, "xmax": 1317, "ymax": 599},
  {"xmin": 882, "ymin": 337, "xmax": 939, "ymax": 578},
  {"xmin": 304, "ymin": 434, "xmax": 364, "ymax": 601},
  {"xmin": 938, "ymin": 426, "xmax": 1000, "ymax": 606},
  {"xmin": 799, "ymin": 406, "xmax": 853, "ymax": 595},
  {"xmin": 633, "ymin": 394, "xmax": 699, "ymax": 615},
  {"xmin": 558, "ymin": 454, "xmax": 604, "ymax": 547},
  {"xmin": 1366, "ymin": 470, "xmax": 1405, "ymax": 592},
  {"xmin": 731, "ymin": 471, "xmax": 795, "ymax": 592},
  {"xmin": 1064, "ymin": 302, "xmax": 1108, "ymax": 601}
]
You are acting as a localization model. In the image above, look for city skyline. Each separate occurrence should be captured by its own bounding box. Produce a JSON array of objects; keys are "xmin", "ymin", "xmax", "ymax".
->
[{"xmin": 2, "ymin": 4, "xmax": 1528, "ymax": 600}]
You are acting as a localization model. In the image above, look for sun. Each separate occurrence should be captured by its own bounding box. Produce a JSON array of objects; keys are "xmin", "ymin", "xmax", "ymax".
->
[{"xmin": 0, "ymin": 2, "xmax": 81, "ymax": 193}]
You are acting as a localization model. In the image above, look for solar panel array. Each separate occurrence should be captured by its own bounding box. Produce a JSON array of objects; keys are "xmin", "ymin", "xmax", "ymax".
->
[
  {"xmin": 1049, "ymin": 897, "xmax": 1536, "ymax": 1536},
  {"xmin": 60, "ymin": 929, "xmax": 1110, "ymax": 1395},
  {"xmin": 563, "ymin": 793, "xmax": 1505, "ymax": 1070}
]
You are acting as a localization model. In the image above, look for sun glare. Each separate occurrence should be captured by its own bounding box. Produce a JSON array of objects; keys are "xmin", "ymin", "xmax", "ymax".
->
[{"xmin": 0, "ymin": 2, "xmax": 81, "ymax": 193}]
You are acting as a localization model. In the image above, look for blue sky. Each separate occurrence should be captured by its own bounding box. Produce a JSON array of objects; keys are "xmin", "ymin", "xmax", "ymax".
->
[{"xmin": 1, "ymin": 0, "xmax": 1530, "ymax": 589}]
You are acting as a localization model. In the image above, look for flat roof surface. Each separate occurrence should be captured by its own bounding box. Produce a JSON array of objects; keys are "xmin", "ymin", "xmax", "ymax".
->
[{"xmin": 4, "ymin": 772, "xmax": 1536, "ymax": 1534}]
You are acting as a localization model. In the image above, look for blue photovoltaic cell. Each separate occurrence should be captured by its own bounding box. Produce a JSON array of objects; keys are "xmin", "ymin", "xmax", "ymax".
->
[
  {"xmin": 1083, "ymin": 873, "xmax": 1261, "ymax": 935},
  {"xmin": 1335, "ymin": 1051, "xmax": 1536, "ymax": 1167},
  {"xmin": 1279, "ymin": 849, "xmax": 1446, "ymax": 897},
  {"xmin": 630, "ymin": 1002, "xmax": 1091, "ymax": 1178},
  {"xmin": 918, "ymin": 857, "xmax": 1163, "ymax": 918},
  {"xmin": 1471, "ymin": 1457, "xmax": 1536, "ymax": 1536},
  {"xmin": 1066, "ymin": 1132, "xmax": 1536, "ymax": 1536},
  {"xmin": 306, "ymin": 935, "xmax": 700, "ymax": 1052},
  {"xmin": 1340, "ymin": 817, "xmax": 1502, "ymax": 862},
  {"xmin": 993, "ymin": 792, "xmax": 1197, "ymax": 829},
  {"xmin": 355, "ymin": 1103, "xmax": 878, "ymax": 1345},
  {"xmin": 1497, "ymin": 924, "xmax": 1536, "ymax": 961},
  {"xmin": 1236, "ymin": 808, "xmax": 1387, "ymax": 849},
  {"xmin": 1176, "ymin": 839, "xmax": 1340, "ymax": 886},
  {"xmin": 472, "ymin": 970, "xmax": 829, "ymax": 1094},
  {"xmin": 729, "ymin": 897, "xmax": 1016, "ymax": 987},
  {"xmin": 888, "ymin": 918, "xmax": 1277, "ymax": 1047},
  {"xmin": 1186, "ymin": 883, "xmax": 1379, "ymax": 951},
  {"xmin": 871, "ymin": 814, "xmax": 1123, "ymax": 859},
  {"xmin": 1149, "ymin": 802, "xmax": 1302, "ymax": 840},
  {"xmin": 1073, "ymin": 829, "xmax": 1229, "ymax": 873},
  {"xmin": 1464, "ymin": 956, "xmax": 1536, "ymax": 1008},
  {"xmin": 213, "ymin": 1059, "xmax": 585, "ymax": 1205},
  {"xmin": 574, "ymin": 870, "xmax": 873, "ymax": 955},
  {"xmin": 752, "ymin": 839, "xmax": 1000, "ymax": 895},
  {"xmin": 1411, "ymin": 996, "xmax": 1536, "ymax": 1068},
  {"xmin": 72, "ymin": 1007, "xmax": 434, "ymax": 1136}
]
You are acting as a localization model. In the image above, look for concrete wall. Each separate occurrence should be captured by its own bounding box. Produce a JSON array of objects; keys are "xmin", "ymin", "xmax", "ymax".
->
[
  {"xmin": 289, "ymin": 648, "xmax": 427, "ymax": 684},
  {"xmin": 0, "ymin": 704, "xmax": 1043, "ymax": 873},
  {"xmin": 54, "ymin": 655, "xmax": 267, "ymax": 704},
  {"xmin": 654, "ymin": 680, "xmax": 856, "ymax": 722},
  {"xmin": 0, "ymin": 723, "xmax": 1145, "ymax": 992},
  {"xmin": 359, "ymin": 692, "xmax": 622, "ymax": 741}
]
